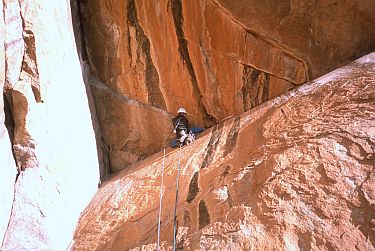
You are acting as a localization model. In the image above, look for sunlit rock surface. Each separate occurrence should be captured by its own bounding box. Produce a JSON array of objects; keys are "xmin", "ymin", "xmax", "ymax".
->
[
  {"xmin": 0, "ymin": 0, "xmax": 17, "ymax": 243},
  {"xmin": 0, "ymin": 1, "xmax": 99, "ymax": 250},
  {"xmin": 71, "ymin": 53, "xmax": 375, "ymax": 250},
  {"xmin": 79, "ymin": 0, "xmax": 375, "ymax": 170}
]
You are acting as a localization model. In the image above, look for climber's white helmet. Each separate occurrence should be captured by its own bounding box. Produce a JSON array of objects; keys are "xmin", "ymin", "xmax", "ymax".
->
[{"xmin": 177, "ymin": 107, "xmax": 187, "ymax": 114}]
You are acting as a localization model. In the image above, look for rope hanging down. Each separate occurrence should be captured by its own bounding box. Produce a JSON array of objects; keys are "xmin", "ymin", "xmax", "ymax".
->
[
  {"xmin": 172, "ymin": 145, "xmax": 182, "ymax": 251},
  {"xmin": 157, "ymin": 148, "xmax": 166, "ymax": 251}
]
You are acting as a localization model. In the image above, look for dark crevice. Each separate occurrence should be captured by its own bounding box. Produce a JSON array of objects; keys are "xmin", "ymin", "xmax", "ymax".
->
[
  {"xmin": 72, "ymin": 0, "xmax": 89, "ymax": 61},
  {"xmin": 198, "ymin": 200, "xmax": 210, "ymax": 229},
  {"xmin": 186, "ymin": 172, "xmax": 199, "ymax": 203},
  {"xmin": 226, "ymin": 186, "xmax": 233, "ymax": 207},
  {"xmin": 127, "ymin": 0, "xmax": 166, "ymax": 110},
  {"xmin": 170, "ymin": 0, "xmax": 217, "ymax": 127},
  {"xmin": 201, "ymin": 123, "xmax": 224, "ymax": 169},
  {"xmin": 316, "ymin": 163, "xmax": 337, "ymax": 185},
  {"xmin": 3, "ymin": 93, "xmax": 18, "ymax": 176},
  {"xmin": 219, "ymin": 164, "xmax": 231, "ymax": 182},
  {"xmin": 126, "ymin": 23, "xmax": 132, "ymax": 60},
  {"xmin": 223, "ymin": 116, "xmax": 240, "ymax": 156},
  {"xmin": 3, "ymin": 93, "xmax": 15, "ymax": 146}
]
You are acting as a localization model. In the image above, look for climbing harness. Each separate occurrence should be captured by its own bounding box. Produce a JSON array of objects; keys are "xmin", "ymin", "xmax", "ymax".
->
[
  {"xmin": 172, "ymin": 145, "xmax": 182, "ymax": 251},
  {"xmin": 157, "ymin": 148, "xmax": 166, "ymax": 251},
  {"xmin": 173, "ymin": 117, "xmax": 181, "ymax": 133}
]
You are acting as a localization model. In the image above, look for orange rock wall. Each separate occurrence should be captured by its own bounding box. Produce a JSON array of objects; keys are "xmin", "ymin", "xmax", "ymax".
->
[
  {"xmin": 81, "ymin": 0, "xmax": 335, "ymax": 171},
  {"xmin": 216, "ymin": 0, "xmax": 375, "ymax": 77},
  {"xmin": 82, "ymin": 0, "xmax": 308, "ymax": 121},
  {"xmin": 79, "ymin": 0, "xmax": 374, "ymax": 171}
]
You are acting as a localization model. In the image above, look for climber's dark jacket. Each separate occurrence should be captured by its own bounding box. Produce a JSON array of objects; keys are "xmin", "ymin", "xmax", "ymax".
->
[{"xmin": 172, "ymin": 114, "xmax": 189, "ymax": 138}]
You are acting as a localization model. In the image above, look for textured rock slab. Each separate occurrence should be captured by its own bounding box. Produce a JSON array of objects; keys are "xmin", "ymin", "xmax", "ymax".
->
[{"xmin": 71, "ymin": 54, "xmax": 375, "ymax": 250}]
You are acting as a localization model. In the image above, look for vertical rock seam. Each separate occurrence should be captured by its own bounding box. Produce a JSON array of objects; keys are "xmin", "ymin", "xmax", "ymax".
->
[
  {"xmin": 201, "ymin": 123, "xmax": 224, "ymax": 169},
  {"xmin": 127, "ymin": 0, "xmax": 166, "ymax": 110},
  {"xmin": 3, "ymin": 94, "xmax": 15, "ymax": 148},
  {"xmin": 74, "ymin": 0, "xmax": 88, "ymax": 60},
  {"xmin": 223, "ymin": 116, "xmax": 240, "ymax": 156},
  {"xmin": 242, "ymin": 65, "xmax": 269, "ymax": 111},
  {"xmin": 170, "ymin": 0, "xmax": 217, "ymax": 126}
]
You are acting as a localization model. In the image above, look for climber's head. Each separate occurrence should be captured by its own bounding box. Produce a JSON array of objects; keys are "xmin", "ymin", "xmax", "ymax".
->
[{"xmin": 177, "ymin": 107, "xmax": 186, "ymax": 116}]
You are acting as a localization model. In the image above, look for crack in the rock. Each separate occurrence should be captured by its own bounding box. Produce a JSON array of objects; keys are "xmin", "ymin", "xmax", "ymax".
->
[
  {"xmin": 3, "ymin": 93, "xmax": 16, "ymax": 163},
  {"xmin": 74, "ymin": 0, "xmax": 89, "ymax": 61},
  {"xmin": 130, "ymin": 206, "xmax": 159, "ymax": 223},
  {"xmin": 210, "ymin": 0, "xmax": 310, "ymax": 82},
  {"xmin": 170, "ymin": 0, "xmax": 217, "ymax": 127},
  {"xmin": 90, "ymin": 78, "xmax": 171, "ymax": 116},
  {"xmin": 223, "ymin": 116, "xmax": 241, "ymax": 156},
  {"xmin": 127, "ymin": 0, "xmax": 166, "ymax": 110}
]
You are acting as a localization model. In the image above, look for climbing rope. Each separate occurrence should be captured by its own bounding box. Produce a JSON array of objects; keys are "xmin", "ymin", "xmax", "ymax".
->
[
  {"xmin": 157, "ymin": 147, "xmax": 166, "ymax": 251},
  {"xmin": 172, "ymin": 145, "xmax": 182, "ymax": 251}
]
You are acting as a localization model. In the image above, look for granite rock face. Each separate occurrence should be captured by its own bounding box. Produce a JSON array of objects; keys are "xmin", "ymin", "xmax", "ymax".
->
[
  {"xmin": 79, "ymin": 0, "xmax": 375, "ymax": 171},
  {"xmin": 72, "ymin": 54, "xmax": 375, "ymax": 250},
  {"xmin": 0, "ymin": 1, "xmax": 99, "ymax": 250}
]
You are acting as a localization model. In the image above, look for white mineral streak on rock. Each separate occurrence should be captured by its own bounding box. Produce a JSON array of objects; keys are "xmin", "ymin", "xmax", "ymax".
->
[{"xmin": 214, "ymin": 186, "xmax": 229, "ymax": 201}]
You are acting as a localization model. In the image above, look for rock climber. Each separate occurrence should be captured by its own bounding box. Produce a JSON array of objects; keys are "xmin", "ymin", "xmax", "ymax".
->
[{"xmin": 172, "ymin": 107, "xmax": 190, "ymax": 146}]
